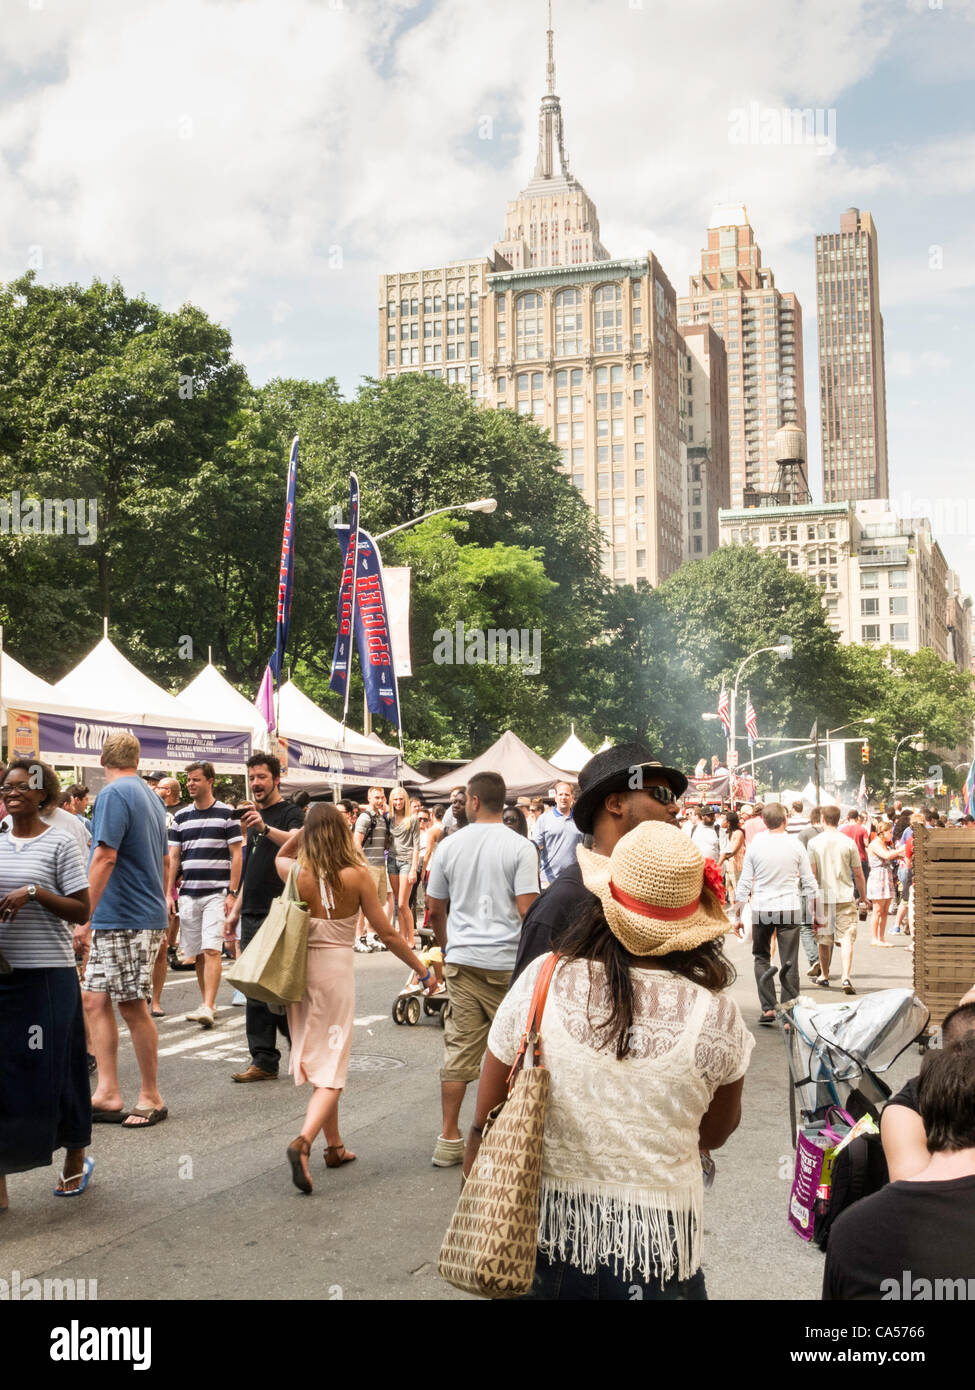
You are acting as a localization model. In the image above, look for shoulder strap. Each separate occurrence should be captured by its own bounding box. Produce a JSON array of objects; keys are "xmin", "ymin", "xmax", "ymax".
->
[{"xmin": 506, "ymin": 952, "xmax": 560, "ymax": 1092}]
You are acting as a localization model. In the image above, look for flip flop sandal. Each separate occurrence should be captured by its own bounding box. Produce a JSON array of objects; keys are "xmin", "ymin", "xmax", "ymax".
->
[
  {"xmin": 54, "ymin": 1156, "xmax": 94, "ymax": 1197},
  {"xmin": 151, "ymin": 1008, "xmax": 165, "ymax": 1018},
  {"xmin": 91, "ymin": 1107, "xmax": 129, "ymax": 1124},
  {"xmin": 122, "ymin": 1106, "xmax": 168, "ymax": 1129},
  {"xmin": 758, "ymin": 1011, "xmax": 776, "ymax": 1026}
]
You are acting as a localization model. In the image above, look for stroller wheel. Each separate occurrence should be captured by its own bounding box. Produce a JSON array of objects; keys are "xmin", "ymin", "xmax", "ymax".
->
[
  {"xmin": 405, "ymin": 996, "xmax": 421, "ymax": 1026},
  {"xmin": 392, "ymin": 996, "xmax": 407, "ymax": 1025},
  {"xmin": 423, "ymin": 999, "xmax": 437, "ymax": 1016}
]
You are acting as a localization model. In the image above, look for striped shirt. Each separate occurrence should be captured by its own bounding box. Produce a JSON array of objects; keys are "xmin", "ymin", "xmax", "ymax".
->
[
  {"xmin": 169, "ymin": 800, "xmax": 242, "ymax": 898},
  {"xmin": 354, "ymin": 811, "xmax": 388, "ymax": 869},
  {"xmin": 0, "ymin": 825, "xmax": 89, "ymax": 968}
]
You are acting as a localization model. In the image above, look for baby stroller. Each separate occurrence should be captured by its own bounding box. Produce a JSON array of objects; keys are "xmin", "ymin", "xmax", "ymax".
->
[
  {"xmin": 391, "ymin": 943, "xmax": 451, "ymax": 1027},
  {"xmin": 779, "ymin": 987, "xmax": 929, "ymax": 1145}
]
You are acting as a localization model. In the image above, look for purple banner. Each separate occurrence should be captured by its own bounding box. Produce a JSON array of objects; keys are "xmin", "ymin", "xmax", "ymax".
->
[
  {"xmin": 334, "ymin": 524, "xmax": 402, "ymax": 731},
  {"xmin": 282, "ymin": 733, "xmax": 399, "ymax": 782},
  {"xmin": 21, "ymin": 709, "xmax": 251, "ymax": 768},
  {"xmin": 329, "ymin": 473, "xmax": 360, "ymax": 701}
]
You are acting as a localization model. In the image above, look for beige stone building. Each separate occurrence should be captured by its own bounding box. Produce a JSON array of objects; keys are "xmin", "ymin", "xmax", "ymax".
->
[
  {"xmin": 816, "ymin": 208, "xmax": 889, "ymax": 503},
  {"xmin": 377, "ymin": 15, "xmax": 683, "ymax": 585},
  {"xmin": 719, "ymin": 495, "xmax": 959, "ymax": 661},
  {"xmin": 679, "ymin": 324, "xmax": 729, "ymax": 560},
  {"xmin": 678, "ymin": 207, "xmax": 805, "ymax": 508}
]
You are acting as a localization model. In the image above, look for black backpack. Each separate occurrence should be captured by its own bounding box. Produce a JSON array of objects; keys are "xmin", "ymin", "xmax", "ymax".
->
[
  {"xmin": 361, "ymin": 811, "xmax": 389, "ymax": 850},
  {"xmin": 814, "ymin": 1122, "xmax": 889, "ymax": 1251}
]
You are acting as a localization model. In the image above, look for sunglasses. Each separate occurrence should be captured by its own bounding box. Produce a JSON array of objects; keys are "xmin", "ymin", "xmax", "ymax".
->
[{"xmin": 646, "ymin": 785, "xmax": 681, "ymax": 806}]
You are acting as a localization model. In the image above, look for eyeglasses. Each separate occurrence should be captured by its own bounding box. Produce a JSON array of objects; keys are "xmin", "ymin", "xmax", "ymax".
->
[{"xmin": 646, "ymin": 785, "xmax": 680, "ymax": 806}]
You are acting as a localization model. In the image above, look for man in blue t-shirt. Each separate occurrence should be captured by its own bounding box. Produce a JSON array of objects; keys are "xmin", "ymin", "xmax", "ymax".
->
[
  {"xmin": 80, "ymin": 731, "xmax": 170, "ymax": 1128},
  {"xmin": 532, "ymin": 781, "xmax": 584, "ymax": 886}
]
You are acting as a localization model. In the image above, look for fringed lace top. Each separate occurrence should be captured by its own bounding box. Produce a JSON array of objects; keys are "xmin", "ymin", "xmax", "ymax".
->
[{"xmin": 488, "ymin": 954, "xmax": 754, "ymax": 1284}]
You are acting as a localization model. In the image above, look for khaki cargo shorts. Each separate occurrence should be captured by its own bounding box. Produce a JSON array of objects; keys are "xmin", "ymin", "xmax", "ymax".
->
[
  {"xmin": 368, "ymin": 863, "xmax": 389, "ymax": 900},
  {"xmin": 440, "ymin": 962, "xmax": 512, "ymax": 1083},
  {"xmin": 819, "ymin": 900, "xmax": 858, "ymax": 943}
]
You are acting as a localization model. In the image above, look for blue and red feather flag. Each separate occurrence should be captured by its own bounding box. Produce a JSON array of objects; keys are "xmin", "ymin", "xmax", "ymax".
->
[
  {"xmin": 329, "ymin": 474, "xmax": 360, "ymax": 724},
  {"xmin": 333, "ymin": 522, "xmax": 402, "ymax": 733},
  {"xmin": 269, "ymin": 435, "xmax": 299, "ymax": 687},
  {"xmin": 745, "ymin": 692, "xmax": 759, "ymax": 747}
]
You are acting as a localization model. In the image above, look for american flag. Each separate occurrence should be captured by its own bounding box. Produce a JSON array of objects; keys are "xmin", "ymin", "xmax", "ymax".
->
[
  {"xmin": 745, "ymin": 692, "xmax": 758, "ymax": 746},
  {"xmin": 717, "ymin": 681, "xmax": 731, "ymax": 734}
]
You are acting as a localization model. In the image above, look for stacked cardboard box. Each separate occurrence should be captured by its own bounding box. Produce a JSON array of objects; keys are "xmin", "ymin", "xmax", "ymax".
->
[{"xmin": 912, "ymin": 826, "xmax": 975, "ymax": 1029}]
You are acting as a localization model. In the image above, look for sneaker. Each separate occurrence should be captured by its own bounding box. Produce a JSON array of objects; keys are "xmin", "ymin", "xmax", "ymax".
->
[
  {"xmin": 366, "ymin": 933, "xmax": 386, "ymax": 952},
  {"xmin": 231, "ymin": 990, "xmax": 247, "ymax": 1007},
  {"xmin": 806, "ymin": 963, "xmax": 820, "ymax": 980},
  {"xmin": 185, "ymin": 1005, "xmax": 216, "ymax": 1028},
  {"xmin": 354, "ymin": 937, "xmax": 372, "ymax": 954},
  {"xmin": 432, "ymin": 1136, "xmax": 465, "ymax": 1168}
]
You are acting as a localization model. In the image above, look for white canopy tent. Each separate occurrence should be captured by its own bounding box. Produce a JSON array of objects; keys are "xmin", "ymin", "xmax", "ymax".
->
[
  {"xmin": 276, "ymin": 679, "xmax": 413, "ymax": 792},
  {"xmin": 0, "ymin": 648, "xmax": 56, "ymax": 717},
  {"xmin": 549, "ymin": 725, "xmax": 594, "ymax": 777},
  {"xmin": 179, "ymin": 663, "xmax": 270, "ymax": 751}
]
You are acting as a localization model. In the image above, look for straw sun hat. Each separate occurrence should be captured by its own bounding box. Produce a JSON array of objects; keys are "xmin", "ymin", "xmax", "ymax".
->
[{"xmin": 577, "ymin": 821, "xmax": 730, "ymax": 957}]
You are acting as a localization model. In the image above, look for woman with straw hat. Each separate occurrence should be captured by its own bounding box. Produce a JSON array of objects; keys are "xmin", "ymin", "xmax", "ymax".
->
[{"xmin": 465, "ymin": 821, "xmax": 754, "ymax": 1300}]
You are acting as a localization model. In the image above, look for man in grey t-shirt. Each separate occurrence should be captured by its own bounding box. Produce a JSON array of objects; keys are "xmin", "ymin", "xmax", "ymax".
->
[
  {"xmin": 353, "ymin": 786, "xmax": 390, "ymax": 950},
  {"xmin": 426, "ymin": 770, "xmax": 539, "ymax": 1168}
]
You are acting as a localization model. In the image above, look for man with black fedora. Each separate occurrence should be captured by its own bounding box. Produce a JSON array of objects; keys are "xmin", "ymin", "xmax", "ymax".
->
[{"xmin": 511, "ymin": 742, "xmax": 688, "ymax": 982}]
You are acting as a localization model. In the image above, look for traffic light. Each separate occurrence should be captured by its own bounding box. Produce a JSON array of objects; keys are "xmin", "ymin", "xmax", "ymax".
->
[{"xmin": 861, "ymin": 741, "xmax": 870, "ymax": 765}]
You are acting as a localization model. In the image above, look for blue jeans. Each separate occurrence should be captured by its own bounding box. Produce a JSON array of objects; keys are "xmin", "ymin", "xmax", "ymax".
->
[
  {"xmin": 521, "ymin": 1248, "xmax": 708, "ymax": 1301},
  {"xmin": 800, "ymin": 921, "xmax": 819, "ymax": 967}
]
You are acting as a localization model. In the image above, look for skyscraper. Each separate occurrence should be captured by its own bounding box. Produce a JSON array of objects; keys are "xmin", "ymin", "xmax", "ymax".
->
[
  {"xmin": 677, "ymin": 207, "xmax": 806, "ymax": 508},
  {"xmin": 816, "ymin": 208, "xmax": 889, "ymax": 502},
  {"xmin": 378, "ymin": 8, "xmax": 683, "ymax": 586}
]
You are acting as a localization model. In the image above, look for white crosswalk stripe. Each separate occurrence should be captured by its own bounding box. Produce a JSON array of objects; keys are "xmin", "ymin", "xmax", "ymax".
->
[{"xmin": 157, "ymin": 1016, "xmax": 247, "ymax": 1057}]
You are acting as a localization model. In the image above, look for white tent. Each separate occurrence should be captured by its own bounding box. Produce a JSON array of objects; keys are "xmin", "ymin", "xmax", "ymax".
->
[
  {"xmin": 597, "ymin": 737, "xmax": 613, "ymax": 753},
  {"xmin": 53, "ymin": 637, "xmax": 192, "ymax": 719},
  {"xmin": 277, "ymin": 680, "xmax": 383, "ymax": 755},
  {"xmin": 277, "ymin": 680, "xmax": 408, "ymax": 792},
  {"xmin": 0, "ymin": 649, "xmax": 56, "ymax": 715},
  {"xmin": 549, "ymin": 725, "xmax": 594, "ymax": 777},
  {"xmin": 179, "ymin": 663, "xmax": 270, "ymax": 751}
]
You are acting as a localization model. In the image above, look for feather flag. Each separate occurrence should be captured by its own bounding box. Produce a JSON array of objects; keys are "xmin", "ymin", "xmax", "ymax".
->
[
  {"xmin": 745, "ymin": 691, "xmax": 758, "ymax": 747},
  {"xmin": 717, "ymin": 681, "xmax": 731, "ymax": 735},
  {"xmin": 255, "ymin": 664, "xmax": 275, "ymax": 736},
  {"xmin": 269, "ymin": 435, "xmax": 299, "ymax": 686},
  {"xmin": 856, "ymin": 773, "xmax": 868, "ymax": 811}
]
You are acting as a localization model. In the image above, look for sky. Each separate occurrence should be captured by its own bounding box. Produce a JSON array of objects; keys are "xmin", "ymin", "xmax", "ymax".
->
[{"xmin": 2, "ymin": 0, "xmax": 974, "ymax": 587}]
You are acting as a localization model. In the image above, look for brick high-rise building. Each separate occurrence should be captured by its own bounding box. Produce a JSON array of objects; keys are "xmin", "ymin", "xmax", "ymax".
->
[
  {"xmin": 816, "ymin": 208, "xmax": 889, "ymax": 503},
  {"xmin": 678, "ymin": 206, "xmax": 805, "ymax": 508},
  {"xmin": 378, "ymin": 11, "xmax": 683, "ymax": 586}
]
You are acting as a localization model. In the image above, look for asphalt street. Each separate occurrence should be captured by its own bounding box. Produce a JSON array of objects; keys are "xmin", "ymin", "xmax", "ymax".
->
[{"xmin": 1, "ymin": 928, "xmax": 920, "ymax": 1301}]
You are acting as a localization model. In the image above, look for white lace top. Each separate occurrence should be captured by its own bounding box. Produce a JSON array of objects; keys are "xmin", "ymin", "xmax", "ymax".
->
[{"xmin": 488, "ymin": 954, "xmax": 754, "ymax": 1283}]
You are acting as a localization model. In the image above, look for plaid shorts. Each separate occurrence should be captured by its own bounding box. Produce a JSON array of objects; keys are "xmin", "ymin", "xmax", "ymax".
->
[{"xmin": 83, "ymin": 928, "xmax": 166, "ymax": 1003}]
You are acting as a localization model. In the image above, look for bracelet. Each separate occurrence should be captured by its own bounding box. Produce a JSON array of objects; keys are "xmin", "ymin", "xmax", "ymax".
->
[{"xmin": 418, "ymin": 968, "xmax": 432, "ymax": 983}]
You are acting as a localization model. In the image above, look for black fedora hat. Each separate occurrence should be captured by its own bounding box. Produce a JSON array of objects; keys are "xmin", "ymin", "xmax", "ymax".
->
[{"xmin": 571, "ymin": 742, "xmax": 688, "ymax": 835}]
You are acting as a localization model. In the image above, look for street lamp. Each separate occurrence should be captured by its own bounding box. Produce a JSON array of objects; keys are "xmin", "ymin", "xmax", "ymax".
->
[
  {"xmin": 375, "ymin": 497, "xmax": 497, "ymax": 541},
  {"xmin": 892, "ymin": 733, "xmax": 923, "ymax": 803},
  {"xmin": 727, "ymin": 639, "xmax": 794, "ymax": 773}
]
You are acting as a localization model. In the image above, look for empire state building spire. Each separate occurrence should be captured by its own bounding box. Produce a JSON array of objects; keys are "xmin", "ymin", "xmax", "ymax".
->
[{"xmin": 533, "ymin": 0, "xmax": 570, "ymax": 181}]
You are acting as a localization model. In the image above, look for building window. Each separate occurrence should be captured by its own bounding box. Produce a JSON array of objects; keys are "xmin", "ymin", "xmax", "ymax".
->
[
  {"xmin": 635, "ymin": 469, "xmax": 645, "ymax": 487},
  {"xmin": 636, "ymin": 549, "xmax": 646, "ymax": 568},
  {"xmin": 517, "ymin": 374, "xmax": 529, "ymax": 393},
  {"xmin": 572, "ymin": 395, "xmax": 584, "ymax": 414},
  {"xmin": 860, "ymin": 570, "xmax": 878, "ymax": 589},
  {"xmin": 890, "ymin": 623, "xmax": 909, "ymax": 642},
  {"xmin": 594, "ymin": 284, "xmax": 623, "ymax": 352},
  {"xmin": 634, "ymin": 416, "xmax": 645, "ymax": 435},
  {"xmin": 889, "ymin": 596, "xmax": 908, "ymax": 616},
  {"xmin": 497, "ymin": 376, "xmax": 506, "ymax": 392},
  {"xmin": 889, "ymin": 569, "xmax": 908, "ymax": 588},
  {"xmin": 693, "ymin": 536, "xmax": 703, "ymax": 554},
  {"xmin": 634, "ymin": 443, "xmax": 645, "ymax": 461},
  {"xmin": 596, "ymin": 392, "xmax": 608, "ymax": 410},
  {"xmin": 515, "ymin": 292, "xmax": 544, "ymax": 360},
  {"xmin": 862, "ymin": 625, "xmax": 881, "ymax": 642},
  {"xmin": 597, "ymin": 447, "xmax": 609, "ymax": 464},
  {"xmin": 571, "ymin": 368, "xmax": 583, "ymax": 387},
  {"xmin": 555, "ymin": 287, "xmax": 583, "ymax": 356},
  {"xmin": 386, "ymin": 350, "xmax": 395, "ymax": 366}
]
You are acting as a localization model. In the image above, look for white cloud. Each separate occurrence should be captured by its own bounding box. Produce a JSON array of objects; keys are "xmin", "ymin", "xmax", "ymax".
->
[{"xmin": 887, "ymin": 349, "xmax": 952, "ymax": 377}]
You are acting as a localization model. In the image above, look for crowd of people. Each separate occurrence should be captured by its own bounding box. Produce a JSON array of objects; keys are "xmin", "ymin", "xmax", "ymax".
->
[{"xmin": 1, "ymin": 733, "xmax": 973, "ymax": 1303}]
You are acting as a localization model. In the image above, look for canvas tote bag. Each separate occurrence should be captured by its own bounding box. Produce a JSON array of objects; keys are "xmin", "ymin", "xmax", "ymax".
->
[
  {"xmin": 226, "ymin": 863, "xmax": 309, "ymax": 1006},
  {"xmin": 438, "ymin": 952, "xmax": 560, "ymax": 1299}
]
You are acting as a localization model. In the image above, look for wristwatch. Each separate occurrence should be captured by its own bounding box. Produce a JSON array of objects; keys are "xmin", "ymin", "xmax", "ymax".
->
[
  {"xmin": 227, "ymin": 889, "xmax": 238, "ymax": 897},
  {"xmin": 26, "ymin": 884, "xmax": 37, "ymax": 900}
]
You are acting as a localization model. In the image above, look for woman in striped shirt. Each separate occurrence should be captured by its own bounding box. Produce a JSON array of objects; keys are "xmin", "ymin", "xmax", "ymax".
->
[{"xmin": 0, "ymin": 760, "xmax": 91, "ymax": 1210}]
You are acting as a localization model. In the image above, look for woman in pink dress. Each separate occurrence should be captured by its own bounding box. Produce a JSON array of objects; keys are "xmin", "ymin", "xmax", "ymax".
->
[{"xmin": 275, "ymin": 804, "xmax": 434, "ymax": 1194}]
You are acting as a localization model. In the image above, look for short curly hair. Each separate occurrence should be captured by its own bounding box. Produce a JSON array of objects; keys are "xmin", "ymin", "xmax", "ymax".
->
[{"xmin": 2, "ymin": 758, "xmax": 62, "ymax": 811}]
